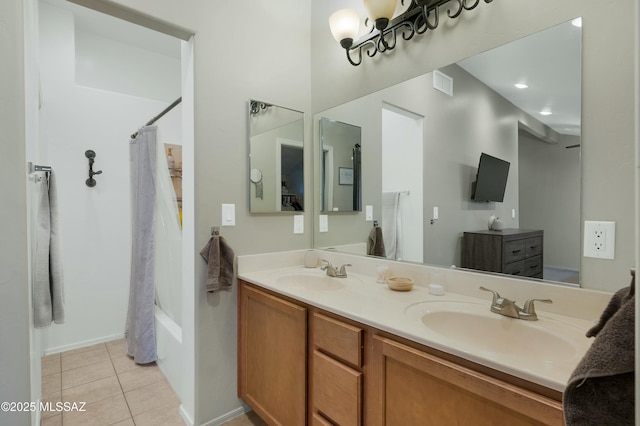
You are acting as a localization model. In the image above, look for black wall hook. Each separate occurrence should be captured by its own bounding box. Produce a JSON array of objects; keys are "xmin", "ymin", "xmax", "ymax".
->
[{"xmin": 85, "ymin": 150, "xmax": 102, "ymax": 187}]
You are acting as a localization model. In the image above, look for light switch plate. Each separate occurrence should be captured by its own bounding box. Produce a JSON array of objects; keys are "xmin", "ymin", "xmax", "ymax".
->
[
  {"xmin": 221, "ymin": 204, "xmax": 235, "ymax": 226},
  {"xmin": 366, "ymin": 205, "xmax": 373, "ymax": 221},
  {"xmin": 319, "ymin": 215, "xmax": 329, "ymax": 233},
  {"xmin": 293, "ymin": 215, "xmax": 304, "ymax": 234},
  {"xmin": 583, "ymin": 220, "xmax": 615, "ymax": 259}
]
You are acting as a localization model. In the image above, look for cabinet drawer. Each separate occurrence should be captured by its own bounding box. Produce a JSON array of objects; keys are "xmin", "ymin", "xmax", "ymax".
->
[
  {"xmin": 525, "ymin": 237, "xmax": 543, "ymax": 258},
  {"xmin": 503, "ymin": 260, "xmax": 525, "ymax": 276},
  {"xmin": 313, "ymin": 350, "xmax": 362, "ymax": 426},
  {"xmin": 503, "ymin": 240, "xmax": 526, "ymax": 263},
  {"xmin": 313, "ymin": 313, "xmax": 363, "ymax": 368},
  {"xmin": 525, "ymin": 255, "xmax": 543, "ymax": 277}
]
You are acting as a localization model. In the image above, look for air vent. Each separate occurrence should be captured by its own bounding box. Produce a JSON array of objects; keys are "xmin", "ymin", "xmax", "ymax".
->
[{"xmin": 433, "ymin": 70, "xmax": 453, "ymax": 96}]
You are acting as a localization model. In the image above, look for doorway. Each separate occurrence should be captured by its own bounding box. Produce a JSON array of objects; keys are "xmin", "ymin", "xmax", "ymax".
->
[
  {"xmin": 28, "ymin": 0, "xmax": 195, "ymax": 424},
  {"xmin": 381, "ymin": 103, "xmax": 424, "ymax": 263}
]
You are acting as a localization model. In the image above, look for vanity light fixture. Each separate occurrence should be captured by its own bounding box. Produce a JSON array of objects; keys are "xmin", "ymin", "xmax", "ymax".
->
[
  {"xmin": 539, "ymin": 110, "xmax": 552, "ymax": 116},
  {"xmin": 514, "ymin": 83, "xmax": 529, "ymax": 89},
  {"xmin": 571, "ymin": 17, "xmax": 582, "ymax": 28},
  {"xmin": 329, "ymin": 0, "xmax": 494, "ymax": 66}
]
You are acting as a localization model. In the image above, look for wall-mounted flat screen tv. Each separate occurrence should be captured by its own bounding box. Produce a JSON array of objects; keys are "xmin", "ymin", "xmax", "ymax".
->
[{"xmin": 471, "ymin": 153, "xmax": 510, "ymax": 202}]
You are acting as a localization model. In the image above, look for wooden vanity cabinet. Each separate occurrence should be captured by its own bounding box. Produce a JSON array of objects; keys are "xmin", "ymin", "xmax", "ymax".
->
[
  {"xmin": 238, "ymin": 280, "xmax": 564, "ymax": 426},
  {"xmin": 238, "ymin": 282, "xmax": 307, "ymax": 425},
  {"xmin": 371, "ymin": 336, "xmax": 564, "ymax": 426}
]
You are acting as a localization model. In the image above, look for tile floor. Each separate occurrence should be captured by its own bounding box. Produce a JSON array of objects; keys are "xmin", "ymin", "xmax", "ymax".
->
[{"xmin": 40, "ymin": 338, "xmax": 266, "ymax": 426}]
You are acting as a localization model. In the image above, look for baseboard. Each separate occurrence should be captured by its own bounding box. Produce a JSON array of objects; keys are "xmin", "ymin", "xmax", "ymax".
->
[
  {"xmin": 179, "ymin": 404, "xmax": 194, "ymax": 426},
  {"xmin": 199, "ymin": 404, "xmax": 251, "ymax": 426},
  {"xmin": 43, "ymin": 332, "xmax": 125, "ymax": 356}
]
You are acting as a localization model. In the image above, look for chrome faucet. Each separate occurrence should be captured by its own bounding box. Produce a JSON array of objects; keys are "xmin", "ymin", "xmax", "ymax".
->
[
  {"xmin": 479, "ymin": 286, "xmax": 552, "ymax": 321},
  {"xmin": 321, "ymin": 260, "xmax": 351, "ymax": 278}
]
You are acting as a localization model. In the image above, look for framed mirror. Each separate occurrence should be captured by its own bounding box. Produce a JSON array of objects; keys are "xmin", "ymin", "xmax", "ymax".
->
[
  {"xmin": 313, "ymin": 19, "xmax": 582, "ymax": 286},
  {"xmin": 249, "ymin": 100, "xmax": 304, "ymax": 213},
  {"xmin": 319, "ymin": 118, "xmax": 362, "ymax": 212}
]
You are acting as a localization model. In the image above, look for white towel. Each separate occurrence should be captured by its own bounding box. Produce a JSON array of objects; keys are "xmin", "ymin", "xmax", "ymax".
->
[
  {"xmin": 382, "ymin": 192, "xmax": 401, "ymax": 260},
  {"xmin": 34, "ymin": 171, "xmax": 64, "ymax": 328}
]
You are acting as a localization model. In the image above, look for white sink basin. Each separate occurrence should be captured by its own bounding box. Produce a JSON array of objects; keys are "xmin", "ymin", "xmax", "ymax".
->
[
  {"xmin": 405, "ymin": 300, "xmax": 589, "ymax": 363},
  {"xmin": 275, "ymin": 271, "xmax": 360, "ymax": 291}
]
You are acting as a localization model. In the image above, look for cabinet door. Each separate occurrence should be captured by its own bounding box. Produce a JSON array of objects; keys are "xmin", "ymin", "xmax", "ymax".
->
[
  {"xmin": 371, "ymin": 336, "xmax": 563, "ymax": 426},
  {"xmin": 238, "ymin": 282, "xmax": 307, "ymax": 425}
]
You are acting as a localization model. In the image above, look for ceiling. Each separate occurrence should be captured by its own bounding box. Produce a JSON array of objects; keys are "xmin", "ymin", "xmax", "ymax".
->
[{"xmin": 458, "ymin": 20, "xmax": 582, "ymax": 137}]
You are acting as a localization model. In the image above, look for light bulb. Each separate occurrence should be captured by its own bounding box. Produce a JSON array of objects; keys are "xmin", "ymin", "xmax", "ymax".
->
[{"xmin": 329, "ymin": 9, "xmax": 360, "ymax": 49}]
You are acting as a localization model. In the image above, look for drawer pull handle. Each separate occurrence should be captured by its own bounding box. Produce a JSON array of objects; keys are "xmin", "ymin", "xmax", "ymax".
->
[
  {"xmin": 512, "ymin": 271, "xmax": 521, "ymax": 275},
  {"xmin": 511, "ymin": 249, "xmax": 521, "ymax": 254},
  {"xmin": 529, "ymin": 264, "xmax": 539, "ymax": 269},
  {"xmin": 530, "ymin": 246, "xmax": 537, "ymax": 249}
]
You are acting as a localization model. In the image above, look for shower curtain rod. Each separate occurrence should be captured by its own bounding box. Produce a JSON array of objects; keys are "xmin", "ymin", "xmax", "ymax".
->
[{"xmin": 130, "ymin": 97, "xmax": 182, "ymax": 139}]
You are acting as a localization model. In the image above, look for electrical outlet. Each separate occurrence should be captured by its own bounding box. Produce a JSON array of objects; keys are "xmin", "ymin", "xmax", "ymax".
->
[{"xmin": 583, "ymin": 221, "xmax": 615, "ymax": 259}]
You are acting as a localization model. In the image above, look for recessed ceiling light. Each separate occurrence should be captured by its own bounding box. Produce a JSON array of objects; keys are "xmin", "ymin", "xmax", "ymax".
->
[
  {"xmin": 514, "ymin": 83, "xmax": 528, "ymax": 89},
  {"xmin": 571, "ymin": 17, "xmax": 582, "ymax": 28},
  {"xmin": 540, "ymin": 110, "xmax": 552, "ymax": 116}
]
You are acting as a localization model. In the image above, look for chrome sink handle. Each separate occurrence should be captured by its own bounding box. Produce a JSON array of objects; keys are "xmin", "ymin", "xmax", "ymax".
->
[
  {"xmin": 479, "ymin": 286, "xmax": 502, "ymax": 307},
  {"xmin": 520, "ymin": 298, "xmax": 553, "ymax": 321},
  {"xmin": 479, "ymin": 286, "xmax": 520, "ymax": 318},
  {"xmin": 321, "ymin": 259, "xmax": 337, "ymax": 277},
  {"xmin": 336, "ymin": 264, "xmax": 352, "ymax": 278}
]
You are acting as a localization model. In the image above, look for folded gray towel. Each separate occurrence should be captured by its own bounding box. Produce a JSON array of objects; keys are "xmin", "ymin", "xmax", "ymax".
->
[
  {"xmin": 200, "ymin": 235, "xmax": 235, "ymax": 292},
  {"xmin": 563, "ymin": 276, "xmax": 635, "ymax": 425},
  {"xmin": 367, "ymin": 226, "xmax": 386, "ymax": 258}
]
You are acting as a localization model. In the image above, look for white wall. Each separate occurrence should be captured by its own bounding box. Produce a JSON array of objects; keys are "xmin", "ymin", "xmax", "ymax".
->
[
  {"xmin": 38, "ymin": 2, "xmax": 182, "ymax": 353},
  {"xmin": 519, "ymin": 130, "xmax": 581, "ymax": 271},
  {"xmin": 0, "ymin": 0, "xmax": 33, "ymax": 424}
]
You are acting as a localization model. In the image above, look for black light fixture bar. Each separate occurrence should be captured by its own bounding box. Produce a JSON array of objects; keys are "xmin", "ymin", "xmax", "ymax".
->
[{"xmin": 345, "ymin": 0, "xmax": 493, "ymax": 66}]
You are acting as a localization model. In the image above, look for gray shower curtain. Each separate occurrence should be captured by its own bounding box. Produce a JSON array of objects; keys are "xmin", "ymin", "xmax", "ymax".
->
[{"xmin": 126, "ymin": 126, "xmax": 158, "ymax": 364}]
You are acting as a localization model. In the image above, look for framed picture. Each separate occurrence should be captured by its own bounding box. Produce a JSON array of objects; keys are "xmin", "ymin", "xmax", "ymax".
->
[{"xmin": 339, "ymin": 167, "xmax": 354, "ymax": 185}]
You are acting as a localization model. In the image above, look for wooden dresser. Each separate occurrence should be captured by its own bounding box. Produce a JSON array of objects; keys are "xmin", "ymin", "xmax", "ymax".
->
[{"xmin": 461, "ymin": 229, "xmax": 544, "ymax": 279}]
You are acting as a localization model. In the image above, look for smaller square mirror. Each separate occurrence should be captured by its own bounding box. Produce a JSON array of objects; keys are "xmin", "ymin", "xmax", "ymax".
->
[{"xmin": 248, "ymin": 100, "xmax": 304, "ymax": 213}]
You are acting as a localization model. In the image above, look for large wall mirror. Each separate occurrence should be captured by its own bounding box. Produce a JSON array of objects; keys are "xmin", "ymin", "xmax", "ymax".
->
[
  {"xmin": 313, "ymin": 19, "xmax": 583, "ymax": 286},
  {"xmin": 249, "ymin": 100, "xmax": 305, "ymax": 213}
]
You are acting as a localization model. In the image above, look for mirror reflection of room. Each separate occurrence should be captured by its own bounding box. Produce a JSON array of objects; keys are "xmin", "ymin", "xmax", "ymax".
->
[
  {"xmin": 320, "ymin": 118, "xmax": 362, "ymax": 212},
  {"xmin": 249, "ymin": 100, "xmax": 305, "ymax": 213},
  {"xmin": 314, "ymin": 19, "xmax": 582, "ymax": 286}
]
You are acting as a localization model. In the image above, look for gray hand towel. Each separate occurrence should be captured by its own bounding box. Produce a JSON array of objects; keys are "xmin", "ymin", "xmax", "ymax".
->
[
  {"xmin": 563, "ymin": 277, "xmax": 635, "ymax": 425},
  {"xmin": 34, "ymin": 171, "xmax": 65, "ymax": 328},
  {"xmin": 367, "ymin": 226, "xmax": 386, "ymax": 258},
  {"xmin": 200, "ymin": 235, "xmax": 235, "ymax": 292}
]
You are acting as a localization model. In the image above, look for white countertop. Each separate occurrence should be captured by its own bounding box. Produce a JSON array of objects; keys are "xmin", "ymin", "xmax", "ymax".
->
[{"xmin": 239, "ymin": 254, "xmax": 600, "ymax": 393}]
